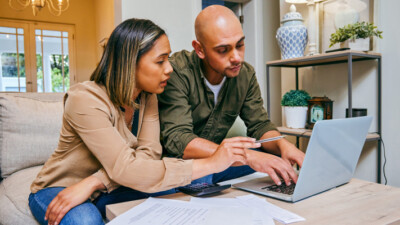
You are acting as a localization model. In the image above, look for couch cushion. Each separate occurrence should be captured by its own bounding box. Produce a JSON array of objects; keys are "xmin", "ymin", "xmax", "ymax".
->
[
  {"xmin": 0, "ymin": 166, "xmax": 42, "ymax": 225},
  {"xmin": 0, "ymin": 93, "xmax": 64, "ymax": 178}
]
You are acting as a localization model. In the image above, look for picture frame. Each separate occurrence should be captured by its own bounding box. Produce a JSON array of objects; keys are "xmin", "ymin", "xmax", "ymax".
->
[{"xmin": 318, "ymin": 0, "xmax": 374, "ymax": 53}]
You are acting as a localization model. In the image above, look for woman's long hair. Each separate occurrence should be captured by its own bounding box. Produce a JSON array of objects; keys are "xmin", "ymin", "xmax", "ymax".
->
[{"xmin": 90, "ymin": 18, "xmax": 166, "ymax": 107}]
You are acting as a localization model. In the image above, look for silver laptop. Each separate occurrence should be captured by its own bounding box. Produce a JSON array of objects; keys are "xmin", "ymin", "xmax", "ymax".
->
[{"xmin": 233, "ymin": 116, "xmax": 373, "ymax": 202}]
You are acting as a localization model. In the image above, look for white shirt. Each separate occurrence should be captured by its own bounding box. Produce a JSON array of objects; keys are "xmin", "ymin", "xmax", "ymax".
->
[{"xmin": 204, "ymin": 76, "xmax": 226, "ymax": 105}]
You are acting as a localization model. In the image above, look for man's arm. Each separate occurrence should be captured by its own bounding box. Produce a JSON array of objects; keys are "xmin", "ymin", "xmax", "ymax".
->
[
  {"xmin": 182, "ymin": 138, "xmax": 219, "ymax": 159},
  {"xmin": 158, "ymin": 69, "xmax": 199, "ymax": 158},
  {"xmin": 238, "ymin": 71, "xmax": 304, "ymax": 184},
  {"xmin": 239, "ymin": 72, "xmax": 278, "ymax": 141}
]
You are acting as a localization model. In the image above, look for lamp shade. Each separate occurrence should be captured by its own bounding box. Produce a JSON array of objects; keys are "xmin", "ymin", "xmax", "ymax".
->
[
  {"xmin": 285, "ymin": 0, "xmax": 307, "ymax": 4},
  {"xmin": 323, "ymin": 0, "xmax": 367, "ymax": 14}
]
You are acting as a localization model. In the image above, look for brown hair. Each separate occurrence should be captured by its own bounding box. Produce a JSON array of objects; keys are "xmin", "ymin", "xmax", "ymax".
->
[{"xmin": 90, "ymin": 18, "xmax": 165, "ymax": 107}]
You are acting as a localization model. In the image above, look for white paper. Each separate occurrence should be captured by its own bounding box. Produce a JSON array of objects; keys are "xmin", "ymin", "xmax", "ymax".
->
[
  {"xmin": 191, "ymin": 197, "xmax": 275, "ymax": 225},
  {"xmin": 236, "ymin": 195, "xmax": 305, "ymax": 224},
  {"xmin": 217, "ymin": 172, "xmax": 268, "ymax": 186},
  {"xmin": 107, "ymin": 197, "xmax": 252, "ymax": 225}
]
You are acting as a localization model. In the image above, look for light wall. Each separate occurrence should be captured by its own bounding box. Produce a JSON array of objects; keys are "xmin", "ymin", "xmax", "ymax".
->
[
  {"xmin": 260, "ymin": 0, "xmax": 282, "ymax": 124},
  {"xmin": 279, "ymin": 1, "xmax": 400, "ymax": 187},
  {"xmin": 94, "ymin": 0, "xmax": 115, "ymax": 60},
  {"xmin": 119, "ymin": 0, "xmax": 201, "ymax": 53},
  {"xmin": 377, "ymin": 0, "xmax": 400, "ymax": 187}
]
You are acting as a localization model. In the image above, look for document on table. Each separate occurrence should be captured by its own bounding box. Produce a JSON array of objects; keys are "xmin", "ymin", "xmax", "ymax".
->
[
  {"xmin": 236, "ymin": 195, "xmax": 305, "ymax": 224},
  {"xmin": 191, "ymin": 197, "xmax": 275, "ymax": 225},
  {"xmin": 107, "ymin": 197, "xmax": 253, "ymax": 225},
  {"xmin": 107, "ymin": 195, "xmax": 304, "ymax": 225}
]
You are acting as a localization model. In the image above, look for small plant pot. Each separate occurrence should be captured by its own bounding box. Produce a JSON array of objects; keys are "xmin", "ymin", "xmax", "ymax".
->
[
  {"xmin": 284, "ymin": 106, "xmax": 308, "ymax": 128},
  {"xmin": 340, "ymin": 37, "xmax": 370, "ymax": 51}
]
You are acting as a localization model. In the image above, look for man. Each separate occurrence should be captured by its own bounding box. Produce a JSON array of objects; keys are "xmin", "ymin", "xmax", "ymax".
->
[{"xmin": 158, "ymin": 5, "xmax": 304, "ymax": 186}]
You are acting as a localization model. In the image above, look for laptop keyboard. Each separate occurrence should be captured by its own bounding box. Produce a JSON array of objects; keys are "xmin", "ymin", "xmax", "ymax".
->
[{"xmin": 261, "ymin": 182, "xmax": 296, "ymax": 195}]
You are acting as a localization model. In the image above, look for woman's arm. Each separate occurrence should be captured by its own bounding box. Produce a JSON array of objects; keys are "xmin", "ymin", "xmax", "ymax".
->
[
  {"xmin": 64, "ymin": 91, "xmax": 195, "ymax": 193},
  {"xmin": 45, "ymin": 176, "xmax": 105, "ymax": 225},
  {"xmin": 134, "ymin": 93, "xmax": 164, "ymax": 160}
]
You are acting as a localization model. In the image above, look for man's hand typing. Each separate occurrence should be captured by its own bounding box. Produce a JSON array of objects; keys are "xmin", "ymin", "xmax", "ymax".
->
[{"xmin": 245, "ymin": 150, "xmax": 298, "ymax": 186}]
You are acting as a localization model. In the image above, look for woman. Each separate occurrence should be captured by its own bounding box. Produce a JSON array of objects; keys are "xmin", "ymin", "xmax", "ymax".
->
[{"xmin": 28, "ymin": 18, "xmax": 260, "ymax": 225}]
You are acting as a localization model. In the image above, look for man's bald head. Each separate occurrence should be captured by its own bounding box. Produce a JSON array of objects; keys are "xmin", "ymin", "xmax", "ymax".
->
[
  {"xmin": 192, "ymin": 5, "xmax": 245, "ymax": 81},
  {"xmin": 195, "ymin": 5, "xmax": 242, "ymax": 44}
]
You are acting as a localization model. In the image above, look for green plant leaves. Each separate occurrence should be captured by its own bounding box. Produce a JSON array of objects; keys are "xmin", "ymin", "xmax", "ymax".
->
[
  {"xmin": 329, "ymin": 21, "xmax": 383, "ymax": 47},
  {"xmin": 281, "ymin": 90, "xmax": 311, "ymax": 106}
]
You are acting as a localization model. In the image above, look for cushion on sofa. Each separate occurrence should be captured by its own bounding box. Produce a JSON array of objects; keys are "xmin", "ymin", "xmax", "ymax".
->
[
  {"xmin": 0, "ymin": 93, "xmax": 64, "ymax": 178},
  {"xmin": 0, "ymin": 166, "xmax": 42, "ymax": 225}
]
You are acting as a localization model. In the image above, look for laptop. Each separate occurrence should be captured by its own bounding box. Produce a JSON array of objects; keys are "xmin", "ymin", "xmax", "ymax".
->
[{"xmin": 233, "ymin": 116, "xmax": 373, "ymax": 202}]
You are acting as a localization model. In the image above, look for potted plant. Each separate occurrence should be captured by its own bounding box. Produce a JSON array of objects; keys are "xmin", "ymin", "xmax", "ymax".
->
[
  {"xmin": 281, "ymin": 90, "xmax": 311, "ymax": 128},
  {"xmin": 329, "ymin": 21, "xmax": 383, "ymax": 51}
]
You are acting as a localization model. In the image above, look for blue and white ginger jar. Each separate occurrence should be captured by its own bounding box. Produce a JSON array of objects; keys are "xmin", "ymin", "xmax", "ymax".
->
[{"xmin": 276, "ymin": 6, "xmax": 308, "ymax": 59}]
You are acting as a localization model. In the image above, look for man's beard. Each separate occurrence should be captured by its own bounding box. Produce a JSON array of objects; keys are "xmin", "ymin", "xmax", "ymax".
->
[{"xmin": 223, "ymin": 63, "xmax": 242, "ymax": 78}]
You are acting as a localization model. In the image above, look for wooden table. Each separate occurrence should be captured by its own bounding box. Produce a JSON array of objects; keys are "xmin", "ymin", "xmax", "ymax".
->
[{"xmin": 106, "ymin": 179, "xmax": 400, "ymax": 225}]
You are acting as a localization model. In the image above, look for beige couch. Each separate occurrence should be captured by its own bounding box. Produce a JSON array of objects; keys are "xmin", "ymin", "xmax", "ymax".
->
[{"xmin": 0, "ymin": 92, "xmax": 65, "ymax": 225}]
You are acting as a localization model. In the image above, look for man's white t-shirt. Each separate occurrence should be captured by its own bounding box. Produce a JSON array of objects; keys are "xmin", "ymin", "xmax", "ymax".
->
[{"xmin": 204, "ymin": 76, "xmax": 226, "ymax": 105}]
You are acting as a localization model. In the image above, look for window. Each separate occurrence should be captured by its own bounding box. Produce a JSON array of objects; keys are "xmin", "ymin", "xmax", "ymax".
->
[
  {"xmin": 0, "ymin": 25, "xmax": 26, "ymax": 92},
  {"xmin": 0, "ymin": 19, "xmax": 75, "ymax": 92}
]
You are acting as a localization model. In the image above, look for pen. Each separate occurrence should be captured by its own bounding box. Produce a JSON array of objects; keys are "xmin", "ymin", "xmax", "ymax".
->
[{"xmin": 255, "ymin": 135, "xmax": 285, "ymax": 144}]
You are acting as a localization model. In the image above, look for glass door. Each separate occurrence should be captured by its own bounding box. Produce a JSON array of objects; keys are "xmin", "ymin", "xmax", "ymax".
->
[{"xmin": 0, "ymin": 19, "xmax": 75, "ymax": 93}]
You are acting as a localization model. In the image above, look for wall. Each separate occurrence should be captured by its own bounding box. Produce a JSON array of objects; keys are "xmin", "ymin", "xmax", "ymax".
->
[
  {"xmin": 260, "ymin": 0, "xmax": 282, "ymax": 124},
  {"xmin": 279, "ymin": 1, "xmax": 400, "ymax": 187},
  {"xmin": 377, "ymin": 0, "xmax": 400, "ymax": 187},
  {"xmin": 94, "ymin": 0, "xmax": 115, "ymax": 60},
  {"xmin": 119, "ymin": 0, "xmax": 201, "ymax": 53},
  {"xmin": 0, "ymin": 0, "xmax": 98, "ymax": 82}
]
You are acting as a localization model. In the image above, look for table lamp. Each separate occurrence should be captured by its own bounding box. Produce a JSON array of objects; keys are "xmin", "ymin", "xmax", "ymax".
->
[
  {"xmin": 323, "ymin": 0, "xmax": 366, "ymax": 29},
  {"xmin": 286, "ymin": 0, "xmax": 327, "ymax": 55},
  {"xmin": 285, "ymin": 0, "xmax": 307, "ymax": 13}
]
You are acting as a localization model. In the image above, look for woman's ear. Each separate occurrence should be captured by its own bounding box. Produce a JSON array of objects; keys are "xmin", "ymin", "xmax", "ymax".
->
[{"xmin": 192, "ymin": 40, "xmax": 205, "ymax": 59}]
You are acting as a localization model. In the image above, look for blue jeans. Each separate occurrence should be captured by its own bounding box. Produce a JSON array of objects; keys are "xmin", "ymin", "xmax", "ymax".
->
[
  {"xmin": 29, "ymin": 187, "xmax": 178, "ymax": 225},
  {"xmin": 29, "ymin": 165, "xmax": 254, "ymax": 224},
  {"xmin": 29, "ymin": 187, "xmax": 104, "ymax": 225}
]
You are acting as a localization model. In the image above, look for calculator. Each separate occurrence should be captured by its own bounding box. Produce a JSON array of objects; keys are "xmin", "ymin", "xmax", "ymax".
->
[{"xmin": 178, "ymin": 183, "xmax": 231, "ymax": 197}]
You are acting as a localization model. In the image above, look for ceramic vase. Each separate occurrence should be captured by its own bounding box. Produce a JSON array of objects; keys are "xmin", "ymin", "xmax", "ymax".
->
[
  {"xmin": 340, "ymin": 37, "xmax": 370, "ymax": 51},
  {"xmin": 276, "ymin": 6, "xmax": 308, "ymax": 59}
]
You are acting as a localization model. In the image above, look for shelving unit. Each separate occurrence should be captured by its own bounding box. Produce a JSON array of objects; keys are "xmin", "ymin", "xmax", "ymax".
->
[{"xmin": 266, "ymin": 50, "xmax": 382, "ymax": 183}]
